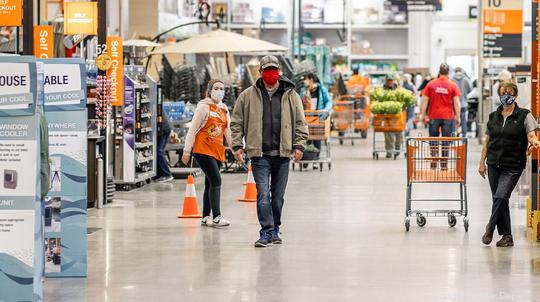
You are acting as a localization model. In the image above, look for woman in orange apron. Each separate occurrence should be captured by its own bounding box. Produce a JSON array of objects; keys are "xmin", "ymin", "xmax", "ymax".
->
[{"xmin": 182, "ymin": 80, "xmax": 232, "ymax": 227}]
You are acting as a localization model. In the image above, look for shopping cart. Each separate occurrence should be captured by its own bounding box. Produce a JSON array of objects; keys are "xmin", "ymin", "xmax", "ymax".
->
[
  {"xmin": 372, "ymin": 112, "xmax": 406, "ymax": 160},
  {"xmin": 405, "ymin": 137, "xmax": 468, "ymax": 232},
  {"xmin": 341, "ymin": 95, "xmax": 370, "ymax": 139},
  {"xmin": 292, "ymin": 110, "xmax": 331, "ymax": 172}
]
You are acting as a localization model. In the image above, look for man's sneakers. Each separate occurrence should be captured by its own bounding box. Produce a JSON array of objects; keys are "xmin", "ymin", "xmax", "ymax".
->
[
  {"xmin": 255, "ymin": 229, "xmax": 282, "ymax": 247},
  {"xmin": 201, "ymin": 216, "xmax": 230, "ymax": 228},
  {"xmin": 270, "ymin": 229, "xmax": 282, "ymax": 244},
  {"xmin": 254, "ymin": 233, "xmax": 273, "ymax": 248}
]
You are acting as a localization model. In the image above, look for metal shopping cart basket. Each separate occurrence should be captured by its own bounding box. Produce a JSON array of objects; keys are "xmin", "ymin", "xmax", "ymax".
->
[
  {"xmin": 405, "ymin": 137, "xmax": 468, "ymax": 232},
  {"xmin": 292, "ymin": 110, "xmax": 331, "ymax": 172},
  {"xmin": 332, "ymin": 100, "xmax": 356, "ymax": 145}
]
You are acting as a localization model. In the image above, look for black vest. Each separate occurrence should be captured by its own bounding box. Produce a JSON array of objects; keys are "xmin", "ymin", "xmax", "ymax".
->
[{"xmin": 486, "ymin": 105, "xmax": 530, "ymax": 170}]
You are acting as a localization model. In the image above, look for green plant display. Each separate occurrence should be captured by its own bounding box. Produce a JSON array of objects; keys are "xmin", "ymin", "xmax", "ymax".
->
[
  {"xmin": 370, "ymin": 87, "xmax": 415, "ymax": 111},
  {"xmin": 371, "ymin": 101, "xmax": 403, "ymax": 114}
]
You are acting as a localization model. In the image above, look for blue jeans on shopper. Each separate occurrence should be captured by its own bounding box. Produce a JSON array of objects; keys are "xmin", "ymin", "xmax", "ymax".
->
[
  {"xmin": 428, "ymin": 119, "xmax": 456, "ymax": 162},
  {"xmin": 156, "ymin": 130, "xmax": 172, "ymax": 178},
  {"xmin": 251, "ymin": 156, "xmax": 290, "ymax": 236},
  {"xmin": 460, "ymin": 108, "xmax": 468, "ymax": 137}
]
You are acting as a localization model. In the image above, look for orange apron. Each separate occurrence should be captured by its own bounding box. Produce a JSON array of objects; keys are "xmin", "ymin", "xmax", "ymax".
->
[{"xmin": 193, "ymin": 104, "xmax": 228, "ymax": 162}]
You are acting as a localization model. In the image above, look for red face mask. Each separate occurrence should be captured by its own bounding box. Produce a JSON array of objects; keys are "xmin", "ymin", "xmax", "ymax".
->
[{"xmin": 261, "ymin": 69, "xmax": 280, "ymax": 86}]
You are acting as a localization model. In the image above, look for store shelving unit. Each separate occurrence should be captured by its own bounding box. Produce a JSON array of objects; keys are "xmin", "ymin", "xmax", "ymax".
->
[{"xmin": 114, "ymin": 71, "xmax": 158, "ymax": 190}]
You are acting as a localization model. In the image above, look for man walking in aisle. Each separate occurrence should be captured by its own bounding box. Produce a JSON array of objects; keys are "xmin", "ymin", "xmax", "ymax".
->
[
  {"xmin": 421, "ymin": 63, "xmax": 461, "ymax": 137},
  {"xmin": 231, "ymin": 55, "xmax": 308, "ymax": 248},
  {"xmin": 421, "ymin": 63, "xmax": 461, "ymax": 169},
  {"xmin": 451, "ymin": 67, "xmax": 472, "ymax": 137}
]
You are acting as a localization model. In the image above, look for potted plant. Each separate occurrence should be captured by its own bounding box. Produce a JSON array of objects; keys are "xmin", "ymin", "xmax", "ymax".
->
[{"xmin": 302, "ymin": 144, "xmax": 320, "ymax": 161}]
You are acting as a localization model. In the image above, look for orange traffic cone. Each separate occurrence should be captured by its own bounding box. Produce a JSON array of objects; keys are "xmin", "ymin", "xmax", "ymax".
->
[
  {"xmin": 178, "ymin": 175, "xmax": 202, "ymax": 218},
  {"xmin": 239, "ymin": 163, "xmax": 257, "ymax": 202}
]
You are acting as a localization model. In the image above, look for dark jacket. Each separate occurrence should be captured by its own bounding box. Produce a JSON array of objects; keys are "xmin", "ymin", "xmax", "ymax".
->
[{"xmin": 486, "ymin": 105, "xmax": 530, "ymax": 170}]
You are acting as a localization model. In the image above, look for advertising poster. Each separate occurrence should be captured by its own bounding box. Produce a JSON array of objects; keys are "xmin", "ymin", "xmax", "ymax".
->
[
  {"xmin": 123, "ymin": 76, "xmax": 136, "ymax": 182},
  {"xmin": 42, "ymin": 58, "xmax": 86, "ymax": 110},
  {"xmin": 41, "ymin": 58, "xmax": 88, "ymax": 278},
  {"xmin": 0, "ymin": 56, "xmax": 42, "ymax": 302}
]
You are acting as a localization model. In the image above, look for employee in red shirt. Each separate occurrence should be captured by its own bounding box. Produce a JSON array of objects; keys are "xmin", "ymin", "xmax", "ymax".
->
[{"xmin": 420, "ymin": 63, "xmax": 461, "ymax": 137}]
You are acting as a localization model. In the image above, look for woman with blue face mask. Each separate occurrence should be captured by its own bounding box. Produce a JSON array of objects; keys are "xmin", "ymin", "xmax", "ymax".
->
[
  {"xmin": 182, "ymin": 79, "xmax": 232, "ymax": 228},
  {"xmin": 479, "ymin": 82, "xmax": 540, "ymax": 247}
]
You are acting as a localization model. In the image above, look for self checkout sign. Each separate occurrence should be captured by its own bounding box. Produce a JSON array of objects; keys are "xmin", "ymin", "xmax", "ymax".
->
[
  {"xmin": 34, "ymin": 25, "xmax": 54, "ymax": 59},
  {"xmin": 482, "ymin": 0, "xmax": 523, "ymax": 58}
]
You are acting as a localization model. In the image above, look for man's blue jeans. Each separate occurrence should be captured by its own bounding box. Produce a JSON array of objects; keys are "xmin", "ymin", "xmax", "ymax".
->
[
  {"xmin": 157, "ymin": 130, "xmax": 172, "ymax": 178},
  {"xmin": 251, "ymin": 156, "xmax": 290, "ymax": 236}
]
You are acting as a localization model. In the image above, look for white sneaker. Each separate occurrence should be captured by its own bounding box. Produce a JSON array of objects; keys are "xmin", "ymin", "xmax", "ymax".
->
[
  {"xmin": 212, "ymin": 216, "xmax": 230, "ymax": 228},
  {"xmin": 201, "ymin": 216, "xmax": 212, "ymax": 227},
  {"xmin": 312, "ymin": 163, "xmax": 319, "ymax": 170}
]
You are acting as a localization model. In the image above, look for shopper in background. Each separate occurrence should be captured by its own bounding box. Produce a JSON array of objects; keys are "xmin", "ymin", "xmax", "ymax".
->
[
  {"xmin": 479, "ymin": 82, "xmax": 540, "ymax": 247},
  {"xmin": 182, "ymin": 79, "xmax": 232, "ymax": 228},
  {"xmin": 421, "ymin": 63, "xmax": 461, "ymax": 137},
  {"xmin": 300, "ymin": 72, "xmax": 332, "ymax": 169},
  {"xmin": 492, "ymin": 69, "xmax": 513, "ymax": 110},
  {"xmin": 421, "ymin": 64, "xmax": 461, "ymax": 169},
  {"xmin": 155, "ymin": 110, "xmax": 174, "ymax": 183},
  {"xmin": 383, "ymin": 75, "xmax": 402, "ymax": 158},
  {"xmin": 402, "ymin": 73, "xmax": 417, "ymax": 136},
  {"xmin": 231, "ymin": 55, "xmax": 308, "ymax": 248},
  {"xmin": 451, "ymin": 67, "xmax": 473, "ymax": 137}
]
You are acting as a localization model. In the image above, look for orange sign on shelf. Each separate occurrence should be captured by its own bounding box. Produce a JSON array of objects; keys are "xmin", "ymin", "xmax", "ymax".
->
[
  {"xmin": 0, "ymin": 0, "xmax": 22, "ymax": 26},
  {"xmin": 64, "ymin": 2, "xmax": 98, "ymax": 35},
  {"xmin": 106, "ymin": 36, "xmax": 124, "ymax": 106},
  {"xmin": 34, "ymin": 25, "xmax": 54, "ymax": 59}
]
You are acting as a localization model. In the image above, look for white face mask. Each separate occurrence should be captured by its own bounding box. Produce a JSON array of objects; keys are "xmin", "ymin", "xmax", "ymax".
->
[{"xmin": 210, "ymin": 89, "xmax": 225, "ymax": 102}]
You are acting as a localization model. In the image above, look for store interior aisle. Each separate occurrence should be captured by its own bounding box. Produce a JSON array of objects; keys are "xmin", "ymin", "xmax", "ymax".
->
[{"xmin": 45, "ymin": 136, "xmax": 540, "ymax": 302}]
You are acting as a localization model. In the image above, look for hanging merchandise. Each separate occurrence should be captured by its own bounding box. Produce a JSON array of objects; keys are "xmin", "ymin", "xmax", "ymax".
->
[
  {"xmin": 302, "ymin": 45, "xmax": 332, "ymax": 85},
  {"xmin": 95, "ymin": 75, "xmax": 112, "ymax": 129},
  {"xmin": 161, "ymin": 60, "xmax": 202, "ymax": 104},
  {"xmin": 292, "ymin": 60, "xmax": 317, "ymax": 93}
]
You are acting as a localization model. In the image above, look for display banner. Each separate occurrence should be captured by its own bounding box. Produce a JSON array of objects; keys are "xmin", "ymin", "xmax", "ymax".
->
[
  {"xmin": 482, "ymin": 0, "xmax": 523, "ymax": 58},
  {"xmin": 0, "ymin": 0, "xmax": 23, "ymax": 26},
  {"xmin": 41, "ymin": 59, "xmax": 88, "ymax": 278},
  {"xmin": 41, "ymin": 58, "xmax": 86, "ymax": 111},
  {"xmin": 0, "ymin": 56, "xmax": 43, "ymax": 302},
  {"xmin": 44, "ymin": 111, "xmax": 88, "ymax": 277},
  {"xmin": 0, "ymin": 57, "xmax": 37, "ymax": 117},
  {"xmin": 34, "ymin": 25, "xmax": 54, "ymax": 59},
  {"xmin": 107, "ymin": 36, "xmax": 124, "ymax": 106},
  {"xmin": 123, "ymin": 77, "xmax": 136, "ymax": 182},
  {"xmin": 64, "ymin": 2, "xmax": 98, "ymax": 35}
]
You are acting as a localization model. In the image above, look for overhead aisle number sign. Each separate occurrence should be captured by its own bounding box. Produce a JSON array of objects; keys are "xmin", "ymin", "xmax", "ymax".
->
[{"xmin": 482, "ymin": 0, "xmax": 523, "ymax": 58}]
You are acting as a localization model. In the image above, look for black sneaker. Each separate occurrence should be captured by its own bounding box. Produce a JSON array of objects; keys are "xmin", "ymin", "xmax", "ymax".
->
[
  {"xmin": 482, "ymin": 224, "xmax": 495, "ymax": 245},
  {"xmin": 496, "ymin": 235, "xmax": 514, "ymax": 247},
  {"xmin": 254, "ymin": 233, "xmax": 272, "ymax": 248},
  {"xmin": 271, "ymin": 229, "xmax": 282, "ymax": 244},
  {"xmin": 386, "ymin": 153, "xmax": 392, "ymax": 158}
]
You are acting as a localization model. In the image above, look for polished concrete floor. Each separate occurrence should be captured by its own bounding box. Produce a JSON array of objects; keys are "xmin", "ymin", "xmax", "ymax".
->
[{"xmin": 45, "ymin": 133, "xmax": 540, "ymax": 302}]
